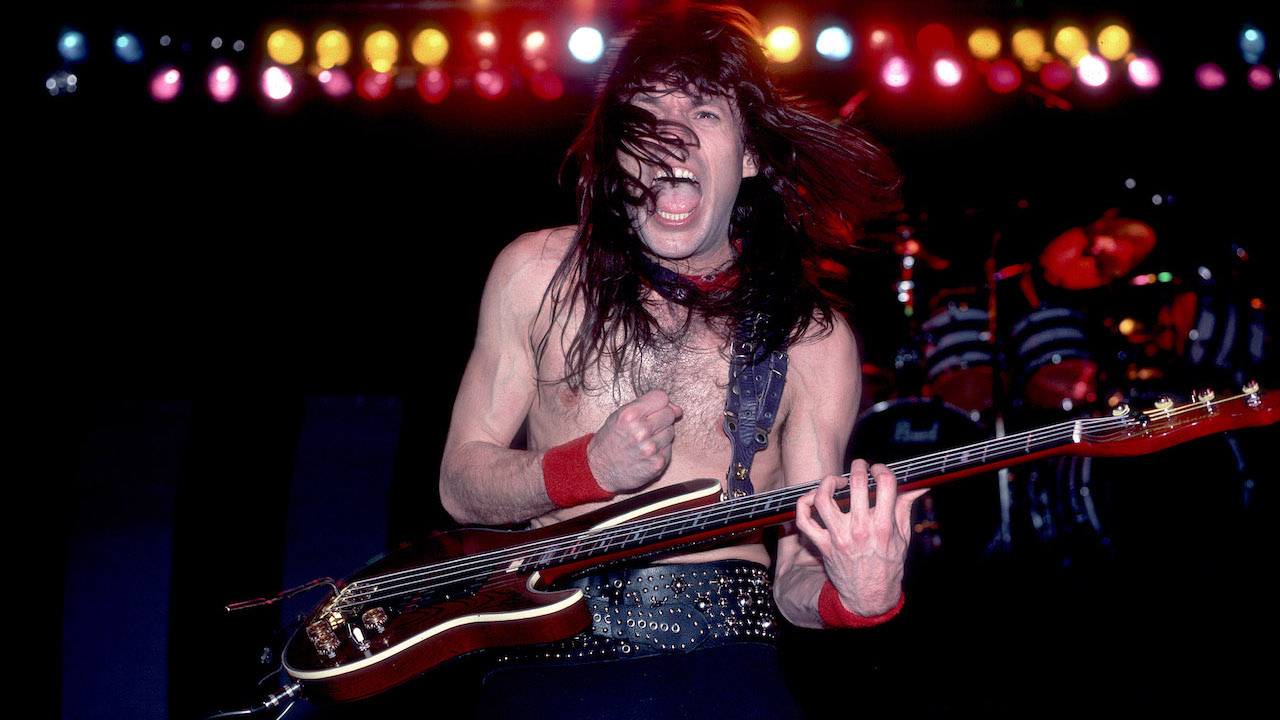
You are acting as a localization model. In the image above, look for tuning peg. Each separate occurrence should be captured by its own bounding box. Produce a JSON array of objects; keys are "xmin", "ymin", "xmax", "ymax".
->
[
  {"xmin": 1154, "ymin": 396, "xmax": 1173, "ymax": 412},
  {"xmin": 1111, "ymin": 403, "xmax": 1130, "ymax": 417},
  {"xmin": 1243, "ymin": 381, "xmax": 1262, "ymax": 407}
]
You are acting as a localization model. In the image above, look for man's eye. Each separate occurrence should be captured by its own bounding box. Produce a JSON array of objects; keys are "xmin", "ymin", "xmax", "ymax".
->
[{"xmin": 694, "ymin": 110, "xmax": 720, "ymax": 119}]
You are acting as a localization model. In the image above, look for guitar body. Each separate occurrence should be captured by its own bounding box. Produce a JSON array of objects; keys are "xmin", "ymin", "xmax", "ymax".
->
[{"xmin": 282, "ymin": 478, "xmax": 724, "ymax": 704}]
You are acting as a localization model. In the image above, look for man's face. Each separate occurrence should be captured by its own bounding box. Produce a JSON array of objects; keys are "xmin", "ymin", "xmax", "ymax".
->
[{"xmin": 622, "ymin": 86, "xmax": 758, "ymax": 273}]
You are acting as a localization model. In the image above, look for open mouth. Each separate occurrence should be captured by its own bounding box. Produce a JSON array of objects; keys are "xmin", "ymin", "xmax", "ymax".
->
[{"xmin": 651, "ymin": 167, "xmax": 701, "ymax": 223}]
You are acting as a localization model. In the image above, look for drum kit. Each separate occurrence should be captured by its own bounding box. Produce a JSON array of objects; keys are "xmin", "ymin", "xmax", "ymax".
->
[{"xmin": 848, "ymin": 207, "xmax": 1269, "ymax": 562}]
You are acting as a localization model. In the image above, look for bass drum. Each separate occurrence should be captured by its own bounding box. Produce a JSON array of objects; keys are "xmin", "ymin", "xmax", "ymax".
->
[
  {"xmin": 847, "ymin": 399, "xmax": 998, "ymax": 564},
  {"xmin": 920, "ymin": 305, "xmax": 1001, "ymax": 414},
  {"xmin": 1008, "ymin": 307, "xmax": 1099, "ymax": 411}
]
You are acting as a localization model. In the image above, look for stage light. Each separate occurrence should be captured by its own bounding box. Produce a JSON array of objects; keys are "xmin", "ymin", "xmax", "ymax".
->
[
  {"xmin": 933, "ymin": 57, "xmax": 963, "ymax": 87},
  {"xmin": 207, "ymin": 63, "xmax": 238, "ymax": 102},
  {"xmin": 364, "ymin": 29, "xmax": 399, "ymax": 73},
  {"xmin": 967, "ymin": 27, "xmax": 1001, "ymax": 60},
  {"xmin": 472, "ymin": 27, "xmax": 497, "ymax": 56},
  {"xmin": 1012, "ymin": 27, "xmax": 1046, "ymax": 68},
  {"xmin": 45, "ymin": 70, "xmax": 78, "ymax": 95},
  {"xmin": 1077, "ymin": 54, "xmax": 1109, "ymax": 87},
  {"xmin": 58, "ymin": 30, "xmax": 87, "ymax": 62},
  {"xmin": 474, "ymin": 67, "xmax": 508, "ymax": 99},
  {"xmin": 568, "ymin": 26, "xmax": 604, "ymax": 63},
  {"xmin": 1053, "ymin": 25, "xmax": 1089, "ymax": 65},
  {"xmin": 266, "ymin": 28, "xmax": 305, "ymax": 65},
  {"xmin": 881, "ymin": 56, "xmax": 911, "ymax": 91},
  {"xmin": 1195, "ymin": 62, "xmax": 1227, "ymax": 90},
  {"xmin": 1096, "ymin": 24, "xmax": 1131, "ymax": 61},
  {"xmin": 316, "ymin": 28, "xmax": 352, "ymax": 69},
  {"xmin": 318, "ymin": 67, "xmax": 353, "ymax": 98},
  {"xmin": 1247, "ymin": 65, "xmax": 1274, "ymax": 90},
  {"xmin": 149, "ymin": 66, "xmax": 182, "ymax": 102},
  {"xmin": 530, "ymin": 68, "xmax": 564, "ymax": 101},
  {"xmin": 1240, "ymin": 25, "xmax": 1265, "ymax": 63},
  {"xmin": 815, "ymin": 26, "xmax": 853, "ymax": 62},
  {"xmin": 114, "ymin": 33, "xmax": 143, "ymax": 64},
  {"xmin": 916, "ymin": 23, "xmax": 954, "ymax": 56},
  {"xmin": 262, "ymin": 66, "xmax": 294, "ymax": 101},
  {"xmin": 357, "ymin": 69, "xmax": 392, "ymax": 100},
  {"xmin": 765, "ymin": 26, "xmax": 801, "ymax": 63},
  {"xmin": 1128, "ymin": 57, "xmax": 1161, "ymax": 88},
  {"xmin": 1040, "ymin": 59, "xmax": 1072, "ymax": 90},
  {"xmin": 987, "ymin": 58, "xmax": 1022, "ymax": 93},
  {"xmin": 522, "ymin": 30, "xmax": 548, "ymax": 58},
  {"xmin": 412, "ymin": 28, "xmax": 449, "ymax": 66},
  {"xmin": 417, "ymin": 66, "xmax": 450, "ymax": 103},
  {"xmin": 868, "ymin": 26, "xmax": 903, "ymax": 53}
]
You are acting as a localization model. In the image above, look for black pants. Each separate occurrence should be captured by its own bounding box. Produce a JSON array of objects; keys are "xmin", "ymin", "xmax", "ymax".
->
[{"xmin": 474, "ymin": 641, "xmax": 805, "ymax": 719}]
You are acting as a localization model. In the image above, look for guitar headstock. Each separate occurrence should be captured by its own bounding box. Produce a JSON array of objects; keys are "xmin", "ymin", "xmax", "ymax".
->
[{"xmin": 1083, "ymin": 382, "xmax": 1277, "ymax": 456}]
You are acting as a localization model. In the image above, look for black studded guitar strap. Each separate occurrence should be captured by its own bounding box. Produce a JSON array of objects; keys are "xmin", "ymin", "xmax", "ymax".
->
[{"xmin": 722, "ymin": 312, "xmax": 788, "ymax": 499}]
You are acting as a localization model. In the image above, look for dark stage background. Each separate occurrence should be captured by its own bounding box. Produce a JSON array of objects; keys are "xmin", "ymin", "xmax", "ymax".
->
[{"xmin": 31, "ymin": 2, "xmax": 1275, "ymax": 718}]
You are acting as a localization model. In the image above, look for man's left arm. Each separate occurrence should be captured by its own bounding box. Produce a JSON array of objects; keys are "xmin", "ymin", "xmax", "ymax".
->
[{"xmin": 772, "ymin": 316, "xmax": 926, "ymax": 629}]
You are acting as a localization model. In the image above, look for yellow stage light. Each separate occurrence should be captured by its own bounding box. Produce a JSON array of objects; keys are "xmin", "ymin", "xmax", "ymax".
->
[
  {"xmin": 412, "ymin": 28, "xmax": 449, "ymax": 66},
  {"xmin": 765, "ymin": 26, "xmax": 802, "ymax": 63},
  {"xmin": 267, "ymin": 28, "xmax": 305, "ymax": 65},
  {"xmin": 364, "ymin": 29, "xmax": 399, "ymax": 73},
  {"xmin": 315, "ymin": 28, "xmax": 351, "ymax": 69},
  {"xmin": 968, "ymin": 27, "xmax": 1001, "ymax": 60}
]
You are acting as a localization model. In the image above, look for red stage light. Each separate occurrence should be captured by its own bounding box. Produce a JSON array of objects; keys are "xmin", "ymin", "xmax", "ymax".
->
[
  {"xmin": 530, "ymin": 68, "xmax": 564, "ymax": 100},
  {"xmin": 417, "ymin": 67, "xmax": 450, "ymax": 103},
  {"xmin": 917, "ymin": 22, "xmax": 955, "ymax": 56},
  {"xmin": 357, "ymin": 69, "xmax": 393, "ymax": 100},
  {"xmin": 474, "ymin": 67, "xmax": 508, "ymax": 99},
  {"xmin": 1040, "ymin": 59, "xmax": 1072, "ymax": 90}
]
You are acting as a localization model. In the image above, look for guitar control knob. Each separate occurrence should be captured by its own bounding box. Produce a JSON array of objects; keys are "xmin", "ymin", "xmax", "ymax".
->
[
  {"xmin": 306, "ymin": 621, "xmax": 340, "ymax": 658},
  {"xmin": 362, "ymin": 607, "xmax": 388, "ymax": 634}
]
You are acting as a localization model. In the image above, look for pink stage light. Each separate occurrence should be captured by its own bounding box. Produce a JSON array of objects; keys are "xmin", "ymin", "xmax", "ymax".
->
[
  {"xmin": 881, "ymin": 56, "xmax": 911, "ymax": 90},
  {"xmin": 318, "ymin": 68, "xmax": 353, "ymax": 98},
  {"xmin": 1127, "ymin": 57, "xmax": 1161, "ymax": 88},
  {"xmin": 207, "ymin": 63, "xmax": 238, "ymax": 102},
  {"xmin": 1195, "ymin": 62, "xmax": 1227, "ymax": 90},
  {"xmin": 987, "ymin": 58, "xmax": 1022, "ymax": 93},
  {"xmin": 933, "ymin": 57, "xmax": 963, "ymax": 87},
  {"xmin": 149, "ymin": 66, "xmax": 183, "ymax": 102}
]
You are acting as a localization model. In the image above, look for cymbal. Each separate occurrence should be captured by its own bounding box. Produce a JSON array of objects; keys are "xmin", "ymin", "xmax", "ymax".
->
[{"xmin": 1040, "ymin": 211, "xmax": 1156, "ymax": 290}]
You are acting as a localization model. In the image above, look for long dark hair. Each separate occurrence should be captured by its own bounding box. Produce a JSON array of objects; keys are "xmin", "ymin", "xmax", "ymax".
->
[{"xmin": 537, "ymin": 4, "xmax": 900, "ymax": 394}]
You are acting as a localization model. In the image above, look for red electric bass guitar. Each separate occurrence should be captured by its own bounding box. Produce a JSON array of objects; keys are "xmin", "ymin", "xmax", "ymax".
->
[{"xmin": 275, "ymin": 385, "xmax": 1276, "ymax": 704}]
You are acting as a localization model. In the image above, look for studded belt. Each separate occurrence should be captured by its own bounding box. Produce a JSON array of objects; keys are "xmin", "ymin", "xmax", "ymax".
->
[{"xmin": 497, "ymin": 561, "xmax": 780, "ymax": 664}]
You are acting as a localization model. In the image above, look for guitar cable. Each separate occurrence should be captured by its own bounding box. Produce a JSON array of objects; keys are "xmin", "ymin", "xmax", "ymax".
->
[{"xmin": 204, "ymin": 681, "xmax": 303, "ymax": 719}]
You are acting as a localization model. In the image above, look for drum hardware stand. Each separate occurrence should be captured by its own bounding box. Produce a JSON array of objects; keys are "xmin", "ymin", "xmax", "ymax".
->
[{"xmin": 986, "ymin": 243, "xmax": 1015, "ymax": 555}]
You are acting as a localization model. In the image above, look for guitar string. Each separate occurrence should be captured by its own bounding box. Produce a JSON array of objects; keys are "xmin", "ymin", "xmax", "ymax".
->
[
  {"xmin": 334, "ymin": 422, "xmax": 1092, "ymax": 610},
  {"xmin": 334, "ymin": 403, "xmax": 1199, "ymax": 610},
  {"xmin": 333, "ymin": 403, "xmax": 1199, "ymax": 609},
  {"xmin": 333, "ymin": 394, "xmax": 1243, "ymax": 610}
]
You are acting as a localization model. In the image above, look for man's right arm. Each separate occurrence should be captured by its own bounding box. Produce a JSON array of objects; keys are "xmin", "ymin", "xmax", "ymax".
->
[
  {"xmin": 439, "ymin": 229, "xmax": 683, "ymax": 527},
  {"xmin": 439, "ymin": 229, "xmax": 566, "ymax": 526}
]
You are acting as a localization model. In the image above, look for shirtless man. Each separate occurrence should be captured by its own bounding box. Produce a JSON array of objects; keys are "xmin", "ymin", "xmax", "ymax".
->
[{"xmin": 440, "ymin": 5, "xmax": 920, "ymax": 715}]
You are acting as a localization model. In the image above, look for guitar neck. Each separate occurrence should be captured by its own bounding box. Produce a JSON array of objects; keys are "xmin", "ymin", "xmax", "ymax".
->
[{"xmin": 339, "ymin": 388, "xmax": 1274, "ymax": 611}]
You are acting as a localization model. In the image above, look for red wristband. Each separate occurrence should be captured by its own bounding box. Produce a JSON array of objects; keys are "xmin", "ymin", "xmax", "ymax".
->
[
  {"xmin": 543, "ymin": 433, "xmax": 613, "ymax": 507},
  {"xmin": 818, "ymin": 580, "xmax": 904, "ymax": 628}
]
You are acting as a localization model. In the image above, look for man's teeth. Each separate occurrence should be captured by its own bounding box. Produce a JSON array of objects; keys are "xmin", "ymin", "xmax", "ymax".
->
[
  {"xmin": 654, "ymin": 168, "xmax": 699, "ymax": 183},
  {"xmin": 658, "ymin": 210, "xmax": 692, "ymax": 221}
]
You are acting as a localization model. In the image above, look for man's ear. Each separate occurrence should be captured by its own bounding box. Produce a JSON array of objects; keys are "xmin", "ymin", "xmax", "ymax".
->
[{"xmin": 742, "ymin": 148, "xmax": 759, "ymax": 179}]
